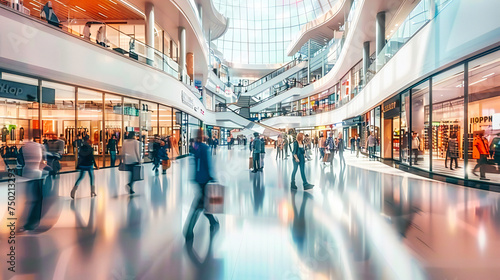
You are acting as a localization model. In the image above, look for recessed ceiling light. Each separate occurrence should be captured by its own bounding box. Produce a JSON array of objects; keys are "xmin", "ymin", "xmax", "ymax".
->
[{"xmin": 395, "ymin": 23, "xmax": 399, "ymax": 27}]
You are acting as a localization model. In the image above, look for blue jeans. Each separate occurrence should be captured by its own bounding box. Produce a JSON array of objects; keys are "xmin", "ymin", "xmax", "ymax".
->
[
  {"xmin": 74, "ymin": 167, "xmax": 95, "ymax": 191},
  {"xmin": 110, "ymin": 151, "xmax": 117, "ymax": 167},
  {"xmin": 291, "ymin": 159, "xmax": 308, "ymax": 186}
]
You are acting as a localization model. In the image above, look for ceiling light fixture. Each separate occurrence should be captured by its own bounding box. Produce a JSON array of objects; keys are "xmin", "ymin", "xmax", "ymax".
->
[
  {"xmin": 54, "ymin": 0, "xmax": 66, "ymax": 7},
  {"xmin": 98, "ymin": 12, "xmax": 108, "ymax": 18},
  {"xmin": 31, "ymin": 0, "xmax": 43, "ymax": 6},
  {"xmin": 470, "ymin": 78, "xmax": 487, "ymax": 86},
  {"xmin": 75, "ymin": 5, "xmax": 86, "ymax": 12},
  {"xmin": 109, "ymin": 0, "xmax": 118, "ymax": 4},
  {"xmin": 119, "ymin": 0, "xmax": 145, "ymax": 17},
  {"xmin": 482, "ymin": 72, "xmax": 495, "ymax": 78},
  {"xmin": 98, "ymin": 4, "xmax": 108, "ymax": 10}
]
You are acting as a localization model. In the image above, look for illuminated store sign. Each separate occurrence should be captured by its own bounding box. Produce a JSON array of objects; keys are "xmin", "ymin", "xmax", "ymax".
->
[
  {"xmin": 0, "ymin": 79, "xmax": 55, "ymax": 104},
  {"xmin": 470, "ymin": 115, "xmax": 492, "ymax": 124}
]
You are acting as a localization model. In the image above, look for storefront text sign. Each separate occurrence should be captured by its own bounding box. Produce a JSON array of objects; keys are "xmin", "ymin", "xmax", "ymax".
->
[
  {"xmin": 383, "ymin": 95, "xmax": 400, "ymax": 119},
  {"xmin": 470, "ymin": 115, "xmax": 492, "ymax": 124},
  {"xmin": 181, "ymin": 90, "xmax": 204, "ymax": 116},
  {"xmin": 0, "ymin": 79, "xmax": 55, "ymax": 104}
]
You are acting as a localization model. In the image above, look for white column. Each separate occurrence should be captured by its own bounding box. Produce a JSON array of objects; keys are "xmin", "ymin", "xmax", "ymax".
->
[
  {"xmin": 179, "ymin": 27, "xmax": 187, "ymax": 82},
  {"xmin": 145, "ymin": 2, "xmax": 155, "ymax": 65},
  {"xmin": 363, "ymin": 41, "xmax": 370, "ymax": 85},
  {"xmin": 307, "ymin": 40, "xmax": 311, "ymax": 83},
  {"xmin": 375, "ymin": 12, "xmax": 385, "ymax": 56}
]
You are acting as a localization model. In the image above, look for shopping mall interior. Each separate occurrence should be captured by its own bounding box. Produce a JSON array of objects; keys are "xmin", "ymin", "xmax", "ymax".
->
[{"xmin": 1, "ymin": 0, "xmax": 500, "ymax": 279}]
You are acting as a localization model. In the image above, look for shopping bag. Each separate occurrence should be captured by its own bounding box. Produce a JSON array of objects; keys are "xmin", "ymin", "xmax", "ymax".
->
[
  {"xmin": 322, "ymin": 153, "xmax": 329, "ymax": 162},
  {"xmin": 249, "ymin": 156, "xmax": 253, "ymax": 169},
  {"xmin": 204, "ymin": 182, "xmax": 225, "ymax": 214},
  {"xmin": 118, "ymin": 162, "xmax": 126, "ymax": 171},
  {"xmin": 162, "ymin": 159, "xmax": 171, "ymax": 170},
  {"xmin": 132, "ymin": 164, "xmax": 144, "ymax": 181}
]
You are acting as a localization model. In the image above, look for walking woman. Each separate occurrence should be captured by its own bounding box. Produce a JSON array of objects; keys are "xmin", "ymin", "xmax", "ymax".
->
[
  {"xmin": 291, "ymin": 133, "xmax": 314, "ymax": 190},
  {"xmin": 71, "ymin": 139, "xmax": 98, "ymax": 199},
  {"xmin": 122, "ymin": 132, "xmax": 142, "ymax": 194}
]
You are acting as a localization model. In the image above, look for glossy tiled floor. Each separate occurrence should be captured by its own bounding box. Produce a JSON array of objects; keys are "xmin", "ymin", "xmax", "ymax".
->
[{"xmin": 1, "ymin": 146, "xmax": 500, "ymax": 280}]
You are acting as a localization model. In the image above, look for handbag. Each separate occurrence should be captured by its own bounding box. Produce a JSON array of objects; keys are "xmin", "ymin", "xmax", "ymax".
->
[
  {"xmin": 132, "ymin": 164, "xmax": 144, "ymax": 181},
  {"xmin": 249, "ymin": 156, "xmax": 253, "ymax": 169},
  {"xmin": 204, "ymin": 182, "xmax": 225, "ymax": 214}
]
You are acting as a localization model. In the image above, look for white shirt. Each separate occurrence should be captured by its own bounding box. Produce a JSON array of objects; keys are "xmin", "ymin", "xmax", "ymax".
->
[
  {"xmin": 83, "ymin": 25, "xmax": 91, "ymax": 40},
  {"xmin": 122, "ymin": 139, "xmax": 141, "ymax": 164}
]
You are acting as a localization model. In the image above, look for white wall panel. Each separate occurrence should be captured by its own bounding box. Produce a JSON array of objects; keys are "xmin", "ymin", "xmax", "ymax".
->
[{"xmin": 0, "ymin": 8, "xmax": 215, "ymax": 124}]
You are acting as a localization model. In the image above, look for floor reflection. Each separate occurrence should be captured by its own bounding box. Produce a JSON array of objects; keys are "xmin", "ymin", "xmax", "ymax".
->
[{"xmin": 1, "ymin": 147, "xmax": 500, "ymax": 279}]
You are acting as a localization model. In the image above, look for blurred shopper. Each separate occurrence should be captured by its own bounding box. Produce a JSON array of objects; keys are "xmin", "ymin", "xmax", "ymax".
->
[
  {"xmin": 227, "ymin": 135, "xmax": 232, "ymax": 150},
  {"xmin": 21, "ymin": 140, "xmax": 45, "ymax": 180},
  {"xmin": 367, "ymin": 132, "xmax": 376, "ymax": 160},
  {"xmin": 71, "ymin": 139, "xmax": 98, "ymax": 199},
  {"xmin": 319, "ymin": 134, "xmax": 325, "ymax": 159},
  {"xmin": 211, "ymin": 135, "xmax": 218, "ymax": 155},
  {"xmin": 338, "ymin": 133, "xmax": 346, "ymax": 168},
  {"xmin": 350, "ymin": 136, "xmax": 356, "ymax": 154},
  {"xmin": 151, "ymin": 135, "xmax": 162, "ymax": 173},
  {"xmin": 304, "ymin": 134, "xmax": 312, "ymax": 161},
  {"xmin": 356, "ymin": 135, "xmax": 361, "ymax": 158},
  {"xmin": 107, "ymin": 134, "xmax": 118, "ymax": 167},
  {"xmin": 260, "ymin": 135, "xmax": 266, "ymax": 169},
  {"xmin": 252, "ymin": 133, "xmax": 262, "ymax": 173},
  {"xmin": 291, "ymin": 133, "xmax": 314, "ymax": 190},
  {"xmin": 122, "ymin": 132, "xmax": 142, "ymax": 194},
  {"xmin": 276, "ymin": 135, "xmax": 284, "ymax": 160},
  {"xmin": 40, "ymin": 1, "xmax": 60, "ymax": 27},
  {"xmin": 325, "ymin": 133, "xmax": 335, "ymax": 161},
  {"xmin": 472, "ymin": 132, "xmax": 490, "ymax": 180},
  {"xmin": 83, "ymin": 22, "xmax": 91, "ymax": 40},
  {"xmin": 411, "ymin": 132, "xmax": 421, "ymax": 165},
  {"xmin": 96, "ymin": 26, "xmax": 108, "ymax": 47},
  {"xmin": 445, "ymin": 132, "xmax": 459, "ymax": 170},
  {"xmin": 184, "ymin": 129, "xmax": 219, "ymax": 241},
  {"xmin": 45, "ymin": 133, "xmax": 63, "ymax": 176},
  {"xmin": 283, "ymin": 136, "xmax": 289, "ymax": 158}
]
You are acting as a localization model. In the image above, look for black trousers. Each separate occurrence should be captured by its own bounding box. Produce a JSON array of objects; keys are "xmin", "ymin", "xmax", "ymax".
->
[
  {"xmin": 185, "ymin": 183, "xmax": 217, "ymax": 235},
  {"xmin": 253, "ymin": 153, "xmax": 261, "ymax": 170},
  {"xmin": 412, "ymin": 149, "xmax": 419, "ymax": 164},
  {"xmin": 474, "ymin": 155, "xmax": 488, "ymax": 178}
]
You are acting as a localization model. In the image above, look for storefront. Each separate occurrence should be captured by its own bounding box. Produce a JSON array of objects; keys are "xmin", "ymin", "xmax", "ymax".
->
[
  {"xmin": 342, "ymin": 116, "xmax": 361, "ymax": 150},
  {"xmin": 0, "ymin": 69, "xmax": 202, "ymax": 178},
  {"xmin": 382, "ymin": 95, "xmax": 401, "ymax": 160},
  {"xmin": 360, "ymin": 107, "xmax": 381, "ymax": 157},
  {"xmin": 377, "ymin": 47, "xmax": 500, "ymax": 187}
]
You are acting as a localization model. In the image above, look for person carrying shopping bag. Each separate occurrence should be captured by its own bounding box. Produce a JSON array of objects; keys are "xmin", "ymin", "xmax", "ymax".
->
[{"xmin": 122, "ymin": 132, "xmax": 142, "ymax": 194}]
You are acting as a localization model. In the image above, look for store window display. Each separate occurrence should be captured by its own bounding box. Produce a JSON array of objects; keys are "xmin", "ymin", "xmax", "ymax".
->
[
  {"xmin": 41, "ymin": 81, "xmax": 75, "ymax": 171},
  {"xmin": 410, "ymin": 80, "xmax": 430, "ymax": 170},
  {"xmin": 400, "ymin": 91, "xmax": 410, "ymax": 165},
  {"xmin": 467, "ymin": 51, "xmax": 500, "ymax": 183},
  {"xmin": 431, "ymin": 66, "xmax": 465, "ymax": 178},
  {"xmin": 104, "ymin": 94, "xmax": 122, "ymax": 167},
  {"xmin": 141, "ymin": 101, "xmax": 158, "ymax": 163},
  {"xmin": 0, "ymin": 73, "xmax": 40, "ymax": 174},
  {"xmin": 77, "ymin": 88, "xmax": 103, "ymax": 166}
]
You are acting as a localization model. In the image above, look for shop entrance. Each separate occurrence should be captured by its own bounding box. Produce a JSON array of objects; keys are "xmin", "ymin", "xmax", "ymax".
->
[{"xmin": 383, "ymin": 117, "xmax": 400, "ymax": 160}]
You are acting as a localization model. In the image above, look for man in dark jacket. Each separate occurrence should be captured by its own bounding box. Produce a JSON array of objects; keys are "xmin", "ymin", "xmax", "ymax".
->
[
  {"xmin": 184, "ymin": 130, "xmax": 219, "ymax": 241},
  {"xmin": 252, "ymin": 132, "xmax": 262, "ymax": 173},
  {"xmin": 260, "ymin": 135, "xmax": 266, "ymax": 170}
]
